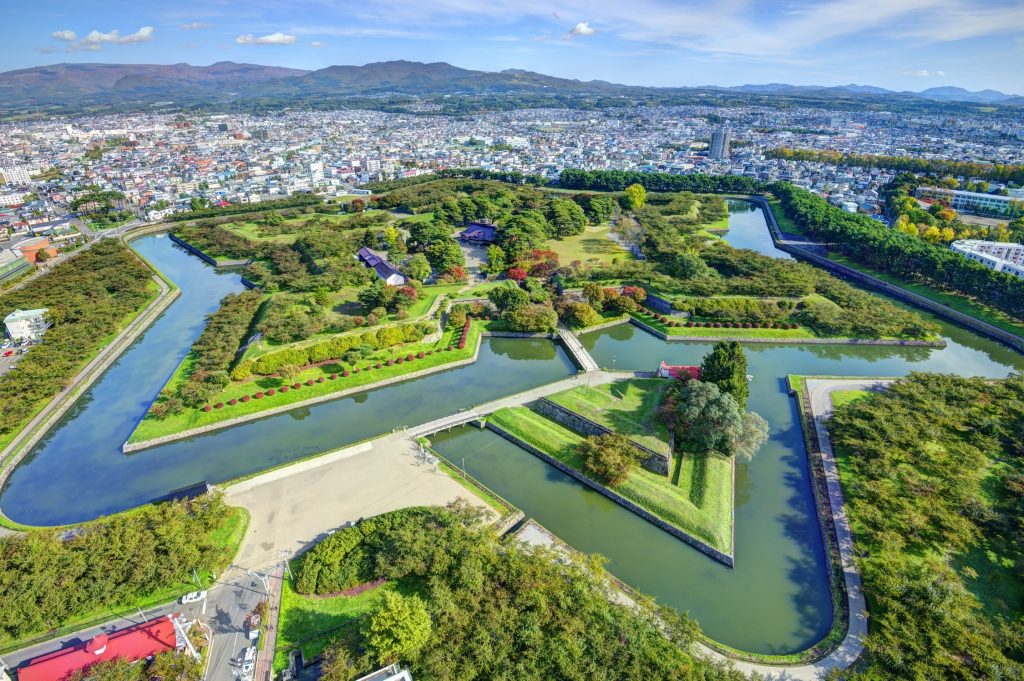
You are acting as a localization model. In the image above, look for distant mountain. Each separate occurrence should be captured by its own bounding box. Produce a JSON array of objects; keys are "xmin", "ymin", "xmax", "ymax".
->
[
  {"xmin": 916, "ymin": 86, "xmax": 1015, "ymax": 103},
  {"xmin": 0, "ymin": 59, "xmax": 1019, "ymax": 111},
  {"xmin": 0, "ymin": 62, "xmax": 308, "ymax": 104}
]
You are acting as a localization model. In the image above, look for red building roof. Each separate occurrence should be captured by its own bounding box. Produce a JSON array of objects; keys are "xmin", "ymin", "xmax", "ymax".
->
[
  {"xmin": 18, "ymin": 616, "xmax": 178, "ymax": 681},
  {"xmin": 658, "ymin": 362, "xmax": 701, "ymax": 380}
]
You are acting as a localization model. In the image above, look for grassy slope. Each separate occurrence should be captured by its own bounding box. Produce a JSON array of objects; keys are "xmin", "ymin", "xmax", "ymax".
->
[
  {"xmin": 544, "ymin": 223, "xmax": 629, "ymax": 265},
  {"xmin": 545, "ymin": 379, "xmax": 672, "ymax": 455},
  {"xmin": 0, "ymin": 506, "xmax": 249, "ymax": 653},
  {"xmin": 630, "ymin": 309, "xmax": 819, "ymax": 339},
  {"xmin": 488, "ymin": 407, "xmax": 732, "ymax": 552},
  {"xmin": 130, "ymin": 324, "xmax": 480, "ymax": 443},
  {"xmin": 829, "ymin": 389, "xmax": 870, "ymax": 409}
]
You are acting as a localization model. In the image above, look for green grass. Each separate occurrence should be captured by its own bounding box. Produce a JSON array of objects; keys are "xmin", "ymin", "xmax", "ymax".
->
[
  {"xmin": 629, "ymin": 310, "xmax": 819, "ymax": 339},
  {"xmin": 487, "ymin": 407, "xmax": 732, "ymax": 553},
  {"xmin": 273, "ymin": 575, "xmax": 416, "ymax": 672},
  {"xmin": 130, "ymin": 324, "xmax": 482, "ymax": 444},
  {"xmin": 222, "ymin": 213, "xmax": 382, "ymax": 244},
  {"xmin": 456, "ymin": 280, "xmax": 515, "ymax": 298},
  {"xmin": 700, "ymin": 215, "xmax": 730, "ymax": 232},
  {"xmin": 0, "ymin": 506, "xmax": 249, "ymax": 653},
  {"xmin": 545, "ymin": 379, "xmax": 672, "ymax": 455},
  {"xmin": 544, "ymin": 223, "xmax": 630, "ymax": 265},
  {"xmin": 769, "ymin": 199, "xmax": 807, "ymax": 236},
  {"xmin": 829, "ymin": 389, "xmax": 870, "ymax": 409},
  {"xmin": 829, "ymin": 254, "xmax": 1024, "ymax": 338}
]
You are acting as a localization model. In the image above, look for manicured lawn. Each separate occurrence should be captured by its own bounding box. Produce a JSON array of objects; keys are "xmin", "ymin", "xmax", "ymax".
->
[
  {"xmin": 544, "ymin": 224, "xmax": 630, "ymax": 265},
  {"xmin": 630, "ymin": 310, "xmax": 819, "ymax": 340},
  {"xmin": 273, "ymin": 575, "xmax": 416, "ymax": 672},
  {"xmin": 545, "ymin": 379, "xmax": 672, "ymax": 455},
  {"xmin": 769, "ymin": 199, "xmax": 807, "ymax": 236},
  {"xmin": 130, "ymin": 324, "xmax": 482, "ymax": 443},
  {"xmin": 222, "ymin": 213, "xmax": 379, "ymax": 244},
  {"xmin": 487, "ymin": 407, "xmax": 733, "ymax": 553},
  {"xmin": 700, "ymin": 215, "xmax": 730, "ymax": 232},
  {"xmin": 829, "ymin": 389, "xmax": 869, "ymax": 409},
  {"xmin": 829, "ymin": 254, "xmax": 1024, "ymax": 338},
  {"xmin": 456, "ymin": 280, "xmax": 515, "ymax": 298}
]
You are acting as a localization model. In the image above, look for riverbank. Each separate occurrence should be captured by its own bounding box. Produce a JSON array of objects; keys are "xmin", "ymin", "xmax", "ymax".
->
[{"xmin": 125, "ymin": 324, "xmax": 490, "ymax": 451}]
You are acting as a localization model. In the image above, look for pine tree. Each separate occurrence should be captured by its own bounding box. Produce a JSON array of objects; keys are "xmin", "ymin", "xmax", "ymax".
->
[{"xmin": 700, "ymin": 341, "xmax": 749, "ymax": 408}]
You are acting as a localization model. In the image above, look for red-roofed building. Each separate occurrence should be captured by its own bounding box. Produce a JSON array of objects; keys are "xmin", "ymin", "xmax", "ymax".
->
[
  {"xmin": 18, "ymin": 615, "xmax": 180, "ymax": 681},
  {"xmin": 658, "ymin": 362, "xmax": 700, "ymax": 381}
]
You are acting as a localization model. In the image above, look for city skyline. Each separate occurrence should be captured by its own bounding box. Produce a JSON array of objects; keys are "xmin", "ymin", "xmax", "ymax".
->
[{"xmin": 6, "ymin": 0, "xmax": 1024, "ymax": 93}]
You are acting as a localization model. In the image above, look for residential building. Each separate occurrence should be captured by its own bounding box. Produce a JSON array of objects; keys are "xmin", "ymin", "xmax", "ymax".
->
[
  {"xmin": 4, "ymin": 308, "xmax": 49, "ymax": 341},
  {"xmin": 458, "ymin": 222, "xmax": 498, "ymax": 244},
  {"xmin": 710, "ymin": 129, "xmax": 731, "ymax": 160},
  {"xmin": 1, "ymin": 165, "xmax": 31, "ymax": 184},
  {"xmin": 951, "ymin": 239, "xmax": 1024, "ymax": 278},
  {"xmin": 916, "ymin": 187, "xmax": 1022, "ymax": 217},
  {"xmin": 357, "ymin": 247, "xmax": 406, "ymax": 286},
  {"xmin": 17, "ymin": 615, "xmax": 180, "ymax": 681}
]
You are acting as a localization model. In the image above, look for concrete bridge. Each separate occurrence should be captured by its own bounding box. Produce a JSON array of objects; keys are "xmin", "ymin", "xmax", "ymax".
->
[{"xmin": 557, "ymin": 327, "xmax": 600, "ymax": 372}]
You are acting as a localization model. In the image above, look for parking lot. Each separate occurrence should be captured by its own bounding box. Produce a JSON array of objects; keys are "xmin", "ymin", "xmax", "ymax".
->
[{"xmin": 0, "ymin": 342, "xmax": 31, "ymax": 377}]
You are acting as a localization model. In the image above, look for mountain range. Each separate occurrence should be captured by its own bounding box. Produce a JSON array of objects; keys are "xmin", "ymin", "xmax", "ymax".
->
[{"xmin": 0, "ymin": 60, "xmax": 1020, "ymax": 110}]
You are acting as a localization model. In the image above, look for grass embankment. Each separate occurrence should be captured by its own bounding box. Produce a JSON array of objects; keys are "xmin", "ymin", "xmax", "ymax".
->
[
  {"xmin": 129, "ymin": 324, "xmax": 482, "ymax": 444},
  {"xmin": 487, "ymin": 406, "xmax": 732, "ymax": 554},
  {"xmin": 0, "ymin": 506, "xmax": 249, "ymax": 653},
  {"xmin": 829, "ymin": 389, "xmax": 869, "ymax": 409},
  {"xmin": 829, "ymin": 254, "xmax": 1024, "ymax": 338},
  {"xmin": 769, "ymin": 199, "xmax": 807, "ymax": 236},
  {"xmin": 630, "ymin": 308, "xmax": 819, "ymax": 340},
  {"xmin": 273, "ymin": 574, "xmax": 415, "ymax": 673},
  {"xmin": 545, "ymin": 379, "xmax": 671, "ymax": 455},
  {"xmin": 544, "ymin": 223, "xmax": 630, "ymax": 265}
]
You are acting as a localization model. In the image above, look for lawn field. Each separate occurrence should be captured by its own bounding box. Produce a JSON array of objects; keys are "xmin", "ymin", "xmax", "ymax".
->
[
  {"xmin": 829, "ymin": 389, "xmax": 869, "ymax": 409},
  {"xmin": 487, "ymin": 406, "xmax": 733, "ymax": 553},
  {"xmin": 544, "ymin": 223, "xmax": 630, "ymax": 265},
  {"xmin": 630, "ymin": 309, "xmax": 819, "ymax": 340},
  {"xmin": 545, "ymin": 378, "xmax": 672, "ymax": 455}
]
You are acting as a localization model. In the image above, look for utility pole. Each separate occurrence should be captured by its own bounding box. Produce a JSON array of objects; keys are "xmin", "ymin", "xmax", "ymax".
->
[
  {"xmin": 247, "ymin": 569, "xmax": 270, "ymax": 598},
  {"xmin": 193, "ymin": 567, "xmax": 202, "ymax": 588}
]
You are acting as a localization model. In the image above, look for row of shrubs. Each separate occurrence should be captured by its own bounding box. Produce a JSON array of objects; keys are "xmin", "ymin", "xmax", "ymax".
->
[
  {"xmin": 233, "ymin": 321, "xmax": 435, "ymax": 379},
  {"xmin": 203, "ymin": 346, "xmax": 466, "ymax": 412},
  {"xmin": 637, "ymin": 308, "xmax": 801, "ymax": 330},
  {"xmin": 457, "ymin": 317, "xmax": 472, "ymax": 350}
]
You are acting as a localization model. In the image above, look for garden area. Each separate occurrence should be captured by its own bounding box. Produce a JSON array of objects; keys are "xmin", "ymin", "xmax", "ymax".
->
[
  {"xmin": 828, "ymin": 373, "xmax": 1024, "ymax": 680},
  {"xmin": 542, "ymin": 222, "xmax": 629, "ymax": 265},
  {"xmin": 131, "ymin": 320, "xmax": 483, "ymax": 443},
  {"xmin": 271, "ymin": 503, "xmax": 746, "ymax": 680},
  {"xmin": 486, "ymin": 406, "xmax": 734, "ymax": 554}
]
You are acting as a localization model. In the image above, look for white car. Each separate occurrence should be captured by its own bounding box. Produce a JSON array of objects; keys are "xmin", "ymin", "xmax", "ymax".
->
[{"xmin": 180, "ymin": 590, "xmax": 207, "ymax": 604}]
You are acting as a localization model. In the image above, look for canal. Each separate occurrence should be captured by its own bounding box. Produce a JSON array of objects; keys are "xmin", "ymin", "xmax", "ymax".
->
[
  {"xmin": 0, "ymin": 234, "xmax": 575, "ymax": 526},
  {"xmin": 3, "ymin": 203, "xmax": 1022, "ymax": 657},
  {"xmin": 432, "ymin": 200, "xmax": 1024, "ymax": 655}
]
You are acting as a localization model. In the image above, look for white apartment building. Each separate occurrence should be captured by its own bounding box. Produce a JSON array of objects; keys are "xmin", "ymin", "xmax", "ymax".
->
[
  {"xmin": 4, "ymin": 308, "xmax": 49, "ymax": 341},
  {"xmin": 916, "ymin": 187, "xmax": 1022, "ymax": 217},
  {"xmin": 1, "ymin": 165, "xmax": 31, "ymax": 184},
  {"xmin": 951, "ymin": 240, "xmax": 1024, "ymax": 279}
]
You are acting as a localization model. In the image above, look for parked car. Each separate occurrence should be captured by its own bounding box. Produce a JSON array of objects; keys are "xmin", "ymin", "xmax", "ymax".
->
[
  {"xmin": 2, "ymin": 350, "xmax": 12, "ymax": 357},
  {"xmin": 180, "ymin": 590, "xmax": 207, "ymax": 604}
]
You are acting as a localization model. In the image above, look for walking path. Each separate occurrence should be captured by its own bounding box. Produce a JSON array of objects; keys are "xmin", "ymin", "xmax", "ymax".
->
[{"xmin": 693, "ymin": 377, "xmax": 884, "ymax": 679}]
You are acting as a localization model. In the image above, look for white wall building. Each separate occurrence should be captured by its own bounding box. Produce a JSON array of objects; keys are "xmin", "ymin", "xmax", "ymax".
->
[
  {"xmin": 951, "ymin": 240, "xmax": 1024, "ymax": 279},
  {"xmin": 1, "ymin": 165, "xmax": 31, "ymax": 184},
  {"xmin": 4, "ymin": 308, "xmax": 49, "ymax": 341}
]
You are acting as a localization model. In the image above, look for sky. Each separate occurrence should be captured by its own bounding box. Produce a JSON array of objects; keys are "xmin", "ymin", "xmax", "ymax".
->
[{"xmin": 5, "ymin": 0, "xmax": 1024, "ymax": 93}]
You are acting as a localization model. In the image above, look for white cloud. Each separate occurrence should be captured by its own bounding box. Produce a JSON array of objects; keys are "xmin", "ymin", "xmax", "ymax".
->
[
  {"xmin": 902, "ymin": 67, "xmax": 946, "ymax": 77},
  {"xmin": 180, "ymin": 21, "xmax": 212, "ymax": 30},
  {"xmin": 60, "ymin": 26, "xmax": 154, "ymax": 51},
  {"xmin": 235, "ymin": 32, "xmax": 297, "ymax": 45},
  {"xmin": 311, "ymin": 40, "xmax": 325, "ymax": 48},
  {"xmin": 568, "ymin": 21, "xmax": 596, "ymax": 37}
]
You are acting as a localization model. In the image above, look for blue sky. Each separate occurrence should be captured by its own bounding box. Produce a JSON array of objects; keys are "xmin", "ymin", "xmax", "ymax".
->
[{"xmin": 7, "ymin": 0, "xmax": 1024, "ymax": 93}]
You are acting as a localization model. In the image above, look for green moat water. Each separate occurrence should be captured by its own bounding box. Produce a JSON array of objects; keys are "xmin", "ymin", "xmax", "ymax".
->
[{"xmin": 3, "ymin": 204, "xmax": 1022, "ymax": 655}]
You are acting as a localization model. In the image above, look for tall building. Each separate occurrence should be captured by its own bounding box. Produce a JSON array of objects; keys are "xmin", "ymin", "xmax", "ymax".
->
[
  {"xmin": 709, "ymin": 129, "xmax": 731, "ymax": 160},
  {"xmin": 1, "ymin": 165, "xmax": 31, "ymax": 185},
  {"xmin": 951, "ymin": 240, "xmax": 1024, "ymax": 279}
]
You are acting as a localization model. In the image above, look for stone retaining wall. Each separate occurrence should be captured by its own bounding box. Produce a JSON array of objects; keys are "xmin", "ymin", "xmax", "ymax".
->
[
  {"xmin": 532, "ymin": 398, "xmax": 670, "ymax": 475},
  {"xmin": 123, "ymin": 333, "xmax": 485, "ymax": 453},
  {"xmin": 485, "ymin": 422, "xmax": 734, "ymax": 567},
  {"xmin": 167, "ymin": 233, "xmax": 251, "ymax": 268},
  {"xmin": 628, "ymin": 316, "xmax": 946, "ymax": 347}
]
